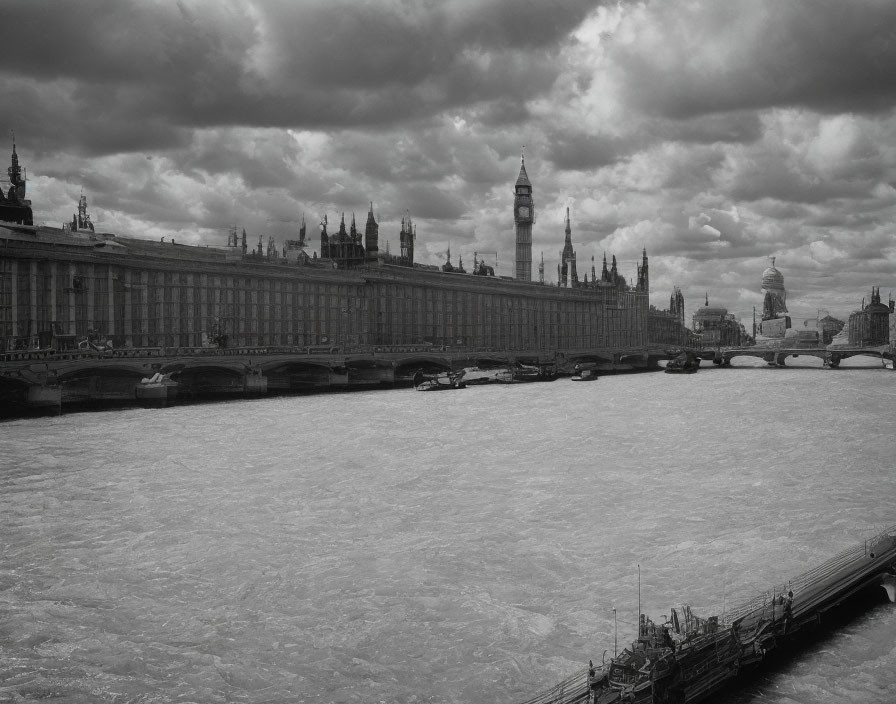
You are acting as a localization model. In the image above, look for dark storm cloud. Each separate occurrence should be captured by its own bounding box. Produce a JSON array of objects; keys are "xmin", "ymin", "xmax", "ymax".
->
[
  {"xmin": 657, "ymin": 113, "xmax": 763, "ymax": 146},
  {"xmin": 1, "ymin": 0, "xmax": 602, "ymax": 156},
  {"xmin": 611, "ymin": 0, "xmax": 896, "ymax": 119},
  {"xmin": 4, "ymin": 0, "xmax": 895, "ymax": 318},
  {"xmin": 184, "ymin": 130, "xmax": 302, "ymax": 190},
  {"xmin": 726, "ymin": 153, "xmax": 878, "ymax": 205},
  {"xmin": 546, "ymin": 130, "xmax": 621, "ymax": 170}
]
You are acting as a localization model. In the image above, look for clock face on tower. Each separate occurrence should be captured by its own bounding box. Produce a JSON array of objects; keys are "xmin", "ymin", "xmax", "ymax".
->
[{"xmin": 518, "ymin": 206, "xmax": 530, "ymax": 219}]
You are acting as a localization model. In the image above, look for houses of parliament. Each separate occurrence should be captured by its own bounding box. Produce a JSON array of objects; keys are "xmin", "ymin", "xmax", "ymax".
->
[{"xmin": 1, "ymin": 144, "xmax": 694, "ymax": 354}]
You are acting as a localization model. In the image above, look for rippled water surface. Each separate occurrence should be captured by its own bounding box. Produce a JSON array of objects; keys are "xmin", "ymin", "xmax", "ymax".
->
[{"xmin": 2, "ymin": 360, "xmax": 895, "ymax": 703}]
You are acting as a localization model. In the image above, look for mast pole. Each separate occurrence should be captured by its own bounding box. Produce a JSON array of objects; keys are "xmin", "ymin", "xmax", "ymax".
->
[
  {"xmin": 613, "ymin": 608, "xmax": 617, "ymax": 657},
  {"xmin": 638, "ymin": 564, "xmax": 641, "ymax": 638}
]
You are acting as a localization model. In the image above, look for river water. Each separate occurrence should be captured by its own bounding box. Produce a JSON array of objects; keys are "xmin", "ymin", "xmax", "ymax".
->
[{"xmin": 2, "ymin": 358, "xmax": 895, "ymax": 704}]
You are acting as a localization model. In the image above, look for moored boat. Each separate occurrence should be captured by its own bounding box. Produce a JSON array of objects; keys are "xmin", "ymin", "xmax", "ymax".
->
[
  {"xmin": 135, "ymin": 372, "xmax": 179, "ymax": 407},
  {"xmin": 413, "ymin": 370, "xmax": 466, "ymax": 391},
  {"xmin": 571, "ymin": 363, "xmax": 598, "ymax": 381},
  {"xmin": 664, "ymin": 351, "xmax": 700, "ymax": 374}
]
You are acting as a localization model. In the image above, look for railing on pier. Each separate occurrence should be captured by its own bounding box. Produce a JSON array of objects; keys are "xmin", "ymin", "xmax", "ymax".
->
[
  {"xmin": 515, "ymin": 666, "xmax": 591, "ymax": 704},
  {"xmin": 720, "ymin": 524, "xmax": 896, "ymax": 627}
]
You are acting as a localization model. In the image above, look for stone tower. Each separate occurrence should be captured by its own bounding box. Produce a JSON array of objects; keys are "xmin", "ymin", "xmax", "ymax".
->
[
  {"xmin": 364, "ymin": 202, "xmax": 378, "ymax": 262},
  {"xmin": 637, "ymin": 248, "xmax": 649, "ymax": 293},
  {"xmin": 560, "ymin": 206, "xmax": 577, "ymax": 287},
  {"xmin": 513, "ymin": 154, "xmax": 534, "ymax": 281},
  {"xmin": 400, "ymin": 210, "xmax": 415, "ymax": 266}
]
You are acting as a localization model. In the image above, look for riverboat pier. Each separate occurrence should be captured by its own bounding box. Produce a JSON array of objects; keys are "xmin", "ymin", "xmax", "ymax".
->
[{"xmin": 517, "ymin": 525, "xmax": 896, "ymax": 704}]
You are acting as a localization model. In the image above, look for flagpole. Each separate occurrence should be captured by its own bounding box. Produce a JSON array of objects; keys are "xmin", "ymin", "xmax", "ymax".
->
[{"xmin": 638, "ymin": 564, "xmax": 641, "ymax": 639}]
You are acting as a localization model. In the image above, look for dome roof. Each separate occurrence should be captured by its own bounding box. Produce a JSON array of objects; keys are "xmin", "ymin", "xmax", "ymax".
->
[
  {"xmin": 695, "ymin": 305, "xmax": 728, "ymax": 317},
  {"xmin": 865, "ymin": 301, "xmax": 890, "ymax": 314},
  {"xmin": 761, "ymin": 257, "xmax": 785, "ymax": 290}
]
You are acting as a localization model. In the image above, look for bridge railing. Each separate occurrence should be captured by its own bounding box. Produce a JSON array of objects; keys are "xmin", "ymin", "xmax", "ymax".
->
[
  {"xmin": 1, "ymin": 343, "xmax": 670, "ymax": 366},
  {"xmin": 720, "ymin": 525, "xmax": 896, "ymax": 626}
]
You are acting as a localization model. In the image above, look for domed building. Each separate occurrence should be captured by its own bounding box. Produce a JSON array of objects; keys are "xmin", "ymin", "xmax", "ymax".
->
[
  {"xmin": 759, "ymin": 256, "xmax": 791, "ymax": 337},
  {"xmin": 692, "ymin": 294, "xmax": 749, "ymax": 348}
]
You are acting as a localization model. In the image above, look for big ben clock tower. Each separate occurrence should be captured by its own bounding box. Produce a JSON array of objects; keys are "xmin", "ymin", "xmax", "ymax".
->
[{"xmin": 513, "ymin": 154, "xmax": 534, "ymax": 281}]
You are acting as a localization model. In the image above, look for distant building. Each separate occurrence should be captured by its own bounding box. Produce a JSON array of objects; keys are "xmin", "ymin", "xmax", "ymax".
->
[
  {"xmin": 63, "ymin": 192, "xmax": 95, "ymax": 233},
  {"xmin": 692, "ymin": 294, "xmax": 749, "ymax": 347},
  {"xmin": 759, "ymin": 256, "xmax": 790, "ymax": 337},
  {"xmin": 649, "ymin": 287, "xmax": 696, "ymax": 348},
  {"xmin": 847, "ymin": 287, "xmax": 893, "ymax": 346},
  {"xmin": 441, "ymin": 245, "xmax": 466, "ymax": 274},
  {"xmin": 818, "ymin": 314, "xmax": 844, "ymax": 345},
  {"xmin": 1, "ymin": 141, "xmax": 692, "ymax": 353}
]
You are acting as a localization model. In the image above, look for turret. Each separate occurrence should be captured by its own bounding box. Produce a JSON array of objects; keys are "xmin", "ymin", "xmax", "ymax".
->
[
  {"xmin": 399, "ymin": 210, "xmax": 414, "ymax": 266},
  {"xmin": 637, "ymin": 248, "xmax": 649, "ymax": 293},
  {"xmin": 364, "ymin": 202, "xmax": 379, "ymax": 260},
  {"xmin": 7, "ymin": 135, "xmax": 26, "ymax": 202},
  {"xmin": 0, "ymin": 134, "xmax": 33, "ymax": 225},
  {"xmin": 350, "ymin": 213, "xmax": 358, "ymax": 243},
  {"xmin": 560, "ymin": 207, "xmax": 577, "ymax": 287},
  {"xmin": 442, "ymin": 244, "xmax": 455, "ymax": 273},
  {"xmin": 319, "ymin": 214, "xmax": 329, "ymax": 256}
]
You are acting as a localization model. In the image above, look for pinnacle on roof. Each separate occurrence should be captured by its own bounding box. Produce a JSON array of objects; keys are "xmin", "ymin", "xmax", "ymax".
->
[{"xmin": 515, "ymin": 154, "xmax": 531, "ymax": 188}]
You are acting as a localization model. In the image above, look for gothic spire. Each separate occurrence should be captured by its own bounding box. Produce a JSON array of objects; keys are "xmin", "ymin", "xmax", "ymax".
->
[{"xmin": 515, "ymin": 153, "xmax": 531, "ymax": 188}]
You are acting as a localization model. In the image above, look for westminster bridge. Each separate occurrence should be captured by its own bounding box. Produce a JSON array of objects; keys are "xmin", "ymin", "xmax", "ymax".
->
[
  {"xmin": 6, "ymin": 342, "xmax": 893, "ymax": 417},
  {"xmin": 0, "ymin": 343, "xmax": 676, "ymax": 416},
  {"xmin": 704, "ymin": 344, "xmax": 895, "ymax": 368}
]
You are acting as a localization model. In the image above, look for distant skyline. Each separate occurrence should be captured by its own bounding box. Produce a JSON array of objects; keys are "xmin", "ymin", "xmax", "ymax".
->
[{"xmin": 3, "ymin": 0, "xmax": 895, "ymax": 324}]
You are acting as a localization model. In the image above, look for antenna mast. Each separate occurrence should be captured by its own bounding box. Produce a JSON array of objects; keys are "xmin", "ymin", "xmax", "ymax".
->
[{"xmin": 638, "ymin": 564, "xmax": 641, "ymax": 639}]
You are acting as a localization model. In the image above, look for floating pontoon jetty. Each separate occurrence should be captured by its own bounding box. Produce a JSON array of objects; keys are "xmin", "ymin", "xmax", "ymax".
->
[{"xmin": 518, "ymin": 525, "xmax": 896, "ymax": 704}]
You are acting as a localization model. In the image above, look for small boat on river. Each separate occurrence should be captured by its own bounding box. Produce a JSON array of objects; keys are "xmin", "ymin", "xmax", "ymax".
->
[
  {"xmin": 135, "ymin": 372, "xmax": 179, "ymax": 407},
  {"xmin": 664, "ymin": 351, "xmax": 700, "ymax": 374},
  {"xmin": 413, "ymin": 370, "xmax": 466, "ymax": 391},
  {"xmin": 571, "ymin": 363, "xmax": 598, "ymax": 381},
  {"xmin": 462, "ymin": 364, "xmax": 552, "ymax": 385}
]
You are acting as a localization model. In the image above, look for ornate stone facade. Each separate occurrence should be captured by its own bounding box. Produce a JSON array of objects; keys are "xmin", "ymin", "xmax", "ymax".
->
[
  {"xmin": 847, "ymin": 287, "xmax": 893, "ymax": 346},
  {"xmin": 0, "ymin": 139, "xmax": 32, "ymax": 226}
]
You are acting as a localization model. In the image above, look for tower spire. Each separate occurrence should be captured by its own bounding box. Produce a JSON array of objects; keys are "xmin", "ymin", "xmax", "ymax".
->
[{"xmin": 560, "ymin": 206, "xmax": 576, "ymax": 287}]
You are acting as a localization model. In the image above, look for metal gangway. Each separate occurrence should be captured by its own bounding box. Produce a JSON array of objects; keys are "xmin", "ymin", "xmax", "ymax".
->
[
  {"xmin": 515, "ymin": 524, "xmax": 896, "ymax": 704},
  {"xmin": 720, "ymin": 523, "xmax": 896, "ymax": 628},
  {"xmin": 515, "ymin": 666, "xmax": 591, "ymax": 704}
]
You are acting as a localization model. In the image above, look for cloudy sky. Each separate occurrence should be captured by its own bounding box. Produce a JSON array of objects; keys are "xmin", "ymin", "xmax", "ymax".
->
[{"xmin": 3, "ymin": 0, "xmax": 896, "ymax": 324}]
